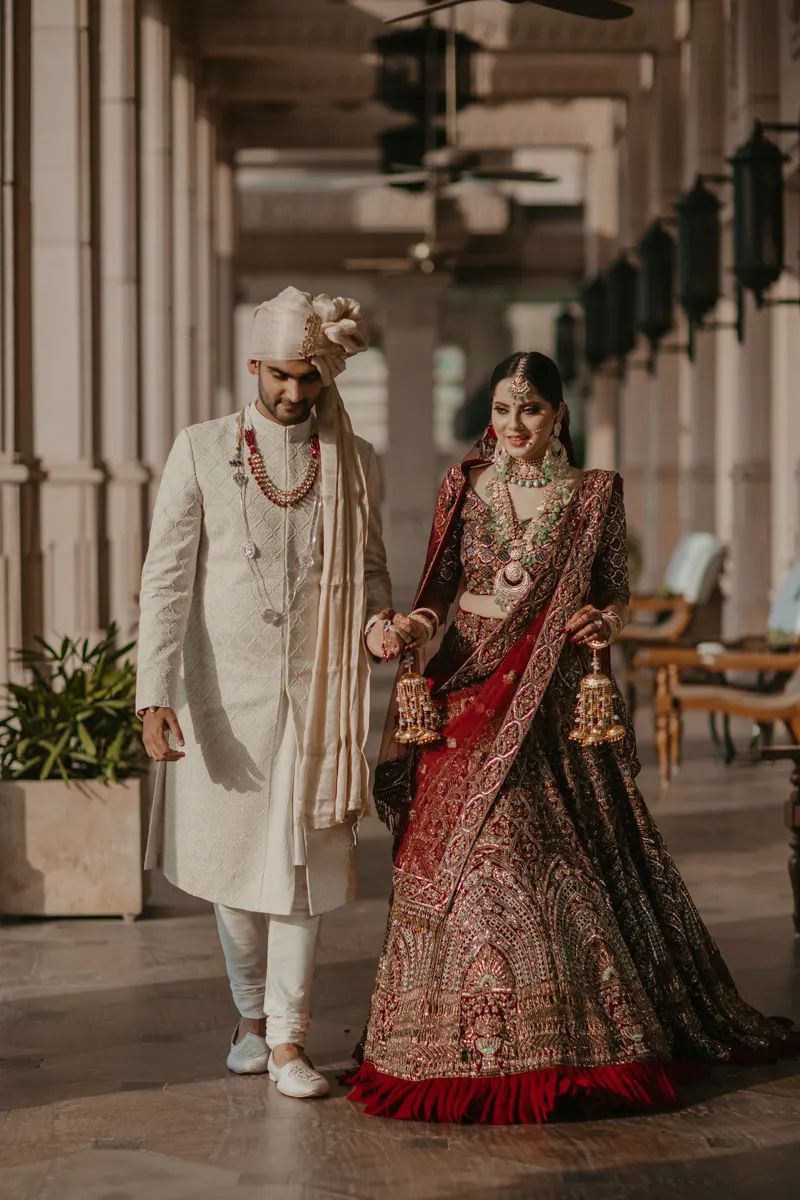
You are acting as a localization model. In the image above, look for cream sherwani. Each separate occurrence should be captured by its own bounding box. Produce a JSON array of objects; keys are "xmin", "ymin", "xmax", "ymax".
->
[{"xmin": 136, "ymin": 403, "xmax": 392, "ymax": 915}]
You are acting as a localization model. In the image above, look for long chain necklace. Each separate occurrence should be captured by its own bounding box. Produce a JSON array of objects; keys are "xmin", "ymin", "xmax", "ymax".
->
[
  {"xmin": 490, "ymin": 474, "xmax": 575, "ymax": 612},
  {"xmin": 230, "ymin": 409, "xmax": 322, "ymax": 626}
]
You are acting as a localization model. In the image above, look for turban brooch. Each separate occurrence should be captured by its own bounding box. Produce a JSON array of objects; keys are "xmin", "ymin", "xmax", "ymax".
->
[{"xmin": 250, "ymin": 286, "xmax": 368, "ymax": 385}]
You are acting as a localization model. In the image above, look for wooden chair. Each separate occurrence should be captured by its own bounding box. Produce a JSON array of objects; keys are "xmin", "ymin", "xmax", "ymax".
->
[
  {"xmin": 638, "ymin": 563, "xmax": 800, "ymax": 783},
  {"xmin": 620, "ymin": 533, "xmax": 726, "ymax": 713}
]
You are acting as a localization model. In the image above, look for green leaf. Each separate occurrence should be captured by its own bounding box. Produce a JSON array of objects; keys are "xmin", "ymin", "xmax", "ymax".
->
[
  {"xmin": 76, "ymin": 721, "xmax": 97, "ymax": 759},
  {"xmin": 40, "ymin": 728, "xmax": 71, "ymax": 780}
]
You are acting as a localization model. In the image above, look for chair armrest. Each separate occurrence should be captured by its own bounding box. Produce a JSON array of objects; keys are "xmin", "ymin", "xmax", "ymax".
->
[
  {"xmin": 634, "ymin": 647, "xmax": 800, "ymax": 673},
  {"xmin": 628, "ymin": 593, "xmax": 684, "ymax": 615},
  {"xmin": 619, "ymin": 599, "xmax": 694, "ymax": 645}
]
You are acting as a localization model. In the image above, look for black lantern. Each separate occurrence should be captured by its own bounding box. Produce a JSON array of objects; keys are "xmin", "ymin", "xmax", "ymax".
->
[
  {"xmin": 379, "ymin": 122, "xmax": 446, "ymax": 188},
  {"xmin": 636, "ymin": 219, "xmax": 675, "ymax": 354},
  {"xmin": 375, "ymin": 26, "xmax": 478, "ymax": 119},
  {"xmin": 728, "ymin": 123, "xmax": 788, "ymax": 305},
  {"xmin": 604, "ymin": 254, "xmax": 638, "ymax": 362},
  {"xmin": 555, "ymin": 308, "xmax": 578, "ymax": 386},
  {"xmin": 676, "ymin": 176, "xmax": 721, "ymax": 327},
  {"xmin": 581, "ymin": 276, "xmax": 608, "ymax": 370}
]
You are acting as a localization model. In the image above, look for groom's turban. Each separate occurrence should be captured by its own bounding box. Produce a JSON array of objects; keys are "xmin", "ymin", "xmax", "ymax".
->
[{"xmin": 250, "ymin": 286, "xmax": 369, "ymax": 386}]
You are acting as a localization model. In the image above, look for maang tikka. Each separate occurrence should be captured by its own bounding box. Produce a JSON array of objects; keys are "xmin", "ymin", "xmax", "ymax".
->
[{"xmin": 509, "ymin": 353, "xmax": 531, "ymax": 399}]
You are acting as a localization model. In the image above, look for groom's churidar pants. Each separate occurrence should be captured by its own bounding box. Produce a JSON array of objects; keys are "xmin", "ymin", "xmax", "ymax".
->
[
  {"xmin": 214, "ymin": 868, "xmax": 320, "ymax": 1046},
  {"xmin": 212, "ymin": 692, "xmax": 322, "ymax": 1047}
]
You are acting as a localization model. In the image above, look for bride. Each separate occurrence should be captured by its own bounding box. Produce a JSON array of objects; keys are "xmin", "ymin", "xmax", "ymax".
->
[{"xmin": 347, "ymin": 350, "xmax": 797, "ymax": 1125}]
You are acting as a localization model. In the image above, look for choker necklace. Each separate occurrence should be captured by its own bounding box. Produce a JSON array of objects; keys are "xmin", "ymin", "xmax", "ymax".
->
[{"xmin": 494, "ymin": 445, "xmax": 554, "ymax": 489}]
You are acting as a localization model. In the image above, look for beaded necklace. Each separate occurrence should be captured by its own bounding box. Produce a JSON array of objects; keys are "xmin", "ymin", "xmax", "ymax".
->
[
  {"xmin": 236, "ymin": 407, "xmax": 320, "ymax": 509},
  {"xmin": 230, "ymin": 408, "xmax": 322, "ymax": 626},
  {"xmin": 494, "ymin": 444, "xmax": 554, "ymax": 489}
]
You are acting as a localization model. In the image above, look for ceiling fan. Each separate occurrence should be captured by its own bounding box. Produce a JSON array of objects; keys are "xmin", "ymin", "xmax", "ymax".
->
[
  {"xmin": 384, "ymin": 0, "xmax": 633, "ymax": 25},
  {"xmin": 336, "ymin": 7, "xmax": 560, "ymax": 195},
  {"xmin": 344, "ymin": 192, "xmax": 519, "ymax": 275},
  {"xmin": 331, "ymin": 147, "xmax": 558, "ymax": 192}
]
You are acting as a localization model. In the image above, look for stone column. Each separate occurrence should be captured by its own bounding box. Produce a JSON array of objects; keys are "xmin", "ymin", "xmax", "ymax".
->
[
  {"xmin": 377, "ymin": 277, "xmax": 445, "ymax": 611},
  {"xmin": 213, "ymin": 155, "xmax": 236, "ymax": 418},
  {"xmin": 194, "ymin": 100, "xmax": 215, "ymax": 425},
  {"xmin": 616, "ymin": 89, "xmax": 652, "ymax": 577},
  {"xmin": 140, "ymin": 0, "xmax": 172, "ymax": 513},
  {"xmin": 583, "ymin": 113, "xmax": 620, "ymax": 474},
  {"xmin": 677, "ymin": 0, "xmax": 725, "ymax": 535},
  {"xmin": 171, "ymin": 47, "xmax": 196, "ymax": 432},
  {"xmin": 30, "ymin": 0, "xmax": 102, "ymax": 641},
  {"xmin": 98, "ymin": 0, "xmax": 145, "ymax": 642},
  {"xmin": 771, "ymin": 2, "xmax": 800, "ymax": 590},
  {"xmin": 643, "ymin": 51, "xmax": 683, "ymax": 585},
  {"xmin": 584, "ymin": 369, "xmax": 618, "ymax": 472},
  {"xmin": 723, "ymin": 0, "xmax": 780, "ymax": 636},
  {"xmin": 617, "ymin": 366, "xmax": 650, "ymax": 588},
  {"xmin": 0, "ymin": 0, "xmax": 38, "ymax": 684}
]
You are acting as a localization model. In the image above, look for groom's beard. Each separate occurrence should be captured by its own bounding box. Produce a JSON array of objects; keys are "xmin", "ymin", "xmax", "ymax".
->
[{"xmin": 257, "ymin": 379, "xmax": 316, "ymax": 427}]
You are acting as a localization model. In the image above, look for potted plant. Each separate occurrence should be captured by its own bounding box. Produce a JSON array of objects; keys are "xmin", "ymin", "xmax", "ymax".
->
[{"xmin": 0, "ymin": 625, "xmax": 149, "ymax": 918}]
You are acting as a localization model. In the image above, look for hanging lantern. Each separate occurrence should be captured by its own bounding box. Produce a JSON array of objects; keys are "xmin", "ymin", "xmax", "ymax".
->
[
  {"xmin": 676, "ymin": 176, "xmax": 721, "ymax": 326},
  {"xmin": 604, "ymin": 254, "xmax": 638, "ymax": 362},
  {"xmin": 379, "ymin": 122, "xmax": 446, "ymax": 188},
  {"xmin": 636, "ymin": 219, "xmax": 675, "ymax": 354},
  {"xmin": 581, "ymin": 275, "xmax": 608, "ymax": 370},
  {"xmin": 728, "ymin": 123, "xmax": 788, "ymax": 305},
  {"xmin": 555, "ymin": 308, "xmax": 578, "ymax": 385},
  {"xmin": 375, "ymin": 26, "xmax": 478, "ymax": 119}
]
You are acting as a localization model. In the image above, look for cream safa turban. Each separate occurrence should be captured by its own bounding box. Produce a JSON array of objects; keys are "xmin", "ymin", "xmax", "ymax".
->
[{"xmin": 250, "ymin": 285, "xmax": 368, "ymax": 386}]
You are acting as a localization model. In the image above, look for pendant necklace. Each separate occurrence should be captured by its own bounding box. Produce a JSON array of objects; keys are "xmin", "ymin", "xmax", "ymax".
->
[{"xmin": 490, "ymin": 443, "xmax": 573, "ymax": 612}]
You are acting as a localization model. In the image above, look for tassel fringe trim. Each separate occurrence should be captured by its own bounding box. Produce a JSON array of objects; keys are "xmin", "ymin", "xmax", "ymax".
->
[{"xmin": 345, "ymin": 1059, "xmax": 683, "ymax": 1125}]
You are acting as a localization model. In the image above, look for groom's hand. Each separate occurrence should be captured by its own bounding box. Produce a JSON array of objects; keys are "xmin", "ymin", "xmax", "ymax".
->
[{"xmin": 142, "ymin": 707, "xmax": 186, "ymax": 762}]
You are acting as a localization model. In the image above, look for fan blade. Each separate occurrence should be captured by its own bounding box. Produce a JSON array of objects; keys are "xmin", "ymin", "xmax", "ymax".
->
[
  {"xmin": 468, "ymin": 169, "xmax": 559, "ymax": 183},
  {"xmin": 384, "ymin": 0, "xmax": 470, "ymax": 24},
  {"xmin": 327, "ymin": 171, "xmax": 429, "ymax": 190},
  {"xmin": 384, "ymin": 0, "xmax": 632, "ymax": 26},
  {"xmin": 529, "ymin": 0, "xmax": 633, "ymax": 18}
]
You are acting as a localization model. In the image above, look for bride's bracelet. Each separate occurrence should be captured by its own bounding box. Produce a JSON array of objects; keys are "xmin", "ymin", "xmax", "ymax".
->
[
  {"xmin": 600, "ymin": 609, "xmax": 624, "ymax": 642},
  {"xmin": 409, "ymin": 607, "xmax": 439, "ymax": 644}
]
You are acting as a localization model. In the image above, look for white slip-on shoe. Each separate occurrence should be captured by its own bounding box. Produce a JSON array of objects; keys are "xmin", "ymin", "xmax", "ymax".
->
[
  {"xmin": 267, "ymin": 1051, "xmax": 330, "ymax": 1098},
  {"xmin": 226, "ymin": 1023, "xmax": 269, "ymax": 1075}
]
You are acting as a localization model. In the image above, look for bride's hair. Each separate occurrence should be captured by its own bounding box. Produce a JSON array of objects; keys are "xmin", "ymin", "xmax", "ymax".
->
[{"xmin": 489, "ymin": 351, "xmax": 564, "ymax": 410}]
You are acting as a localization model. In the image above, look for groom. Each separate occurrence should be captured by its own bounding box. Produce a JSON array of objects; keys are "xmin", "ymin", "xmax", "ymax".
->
[{"xmin": 135, "ymin": 287, "xmax": 408, "ymax": 1098}]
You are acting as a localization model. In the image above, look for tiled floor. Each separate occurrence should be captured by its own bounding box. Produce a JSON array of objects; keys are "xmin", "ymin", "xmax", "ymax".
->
[{"xmin": 1, "ymin": 689, "xmax": 799, "ymax": 1200}]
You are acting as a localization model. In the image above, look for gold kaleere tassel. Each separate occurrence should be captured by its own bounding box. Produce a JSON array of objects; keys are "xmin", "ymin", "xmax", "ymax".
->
[
  {"xmin": 394, "ymin": 653, "xmax": 442, "ymax": 746},
  {"xmin": 569, "ymin": 640, "xmax": 626, "ymax": 747}
]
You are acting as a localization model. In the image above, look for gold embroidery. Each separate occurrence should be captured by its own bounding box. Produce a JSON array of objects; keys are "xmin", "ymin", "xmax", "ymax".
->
[
  {"xmin": 299, "ymin": 312, "xmax": 323, "ymax": 358},
  {"xmin": 358, "ymin": 470, "xmax": 789, "ymax": 1086}
]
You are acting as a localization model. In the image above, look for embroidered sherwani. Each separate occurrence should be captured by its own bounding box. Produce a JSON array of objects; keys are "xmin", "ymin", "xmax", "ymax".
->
[{"xmin": 135, "ymin": 404, "xmax": 392, "ymax": 915}]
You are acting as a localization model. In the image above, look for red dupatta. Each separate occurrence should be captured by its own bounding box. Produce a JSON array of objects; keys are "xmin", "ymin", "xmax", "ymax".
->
[{"xmin": 380, "ymin": 447, "xmax": 617, "ymax": 920}]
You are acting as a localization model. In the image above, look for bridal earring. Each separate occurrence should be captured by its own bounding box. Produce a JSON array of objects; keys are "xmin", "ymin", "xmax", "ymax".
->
[{"xmin": 546, "ymin": 414, "xmax": 568, "ymax": 471}]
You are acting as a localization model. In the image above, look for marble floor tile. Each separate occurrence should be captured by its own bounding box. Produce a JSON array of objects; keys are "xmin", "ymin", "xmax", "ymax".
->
[{"xmin": 1, "ymin": 707, "xmax": 799, "ymax": 1199}]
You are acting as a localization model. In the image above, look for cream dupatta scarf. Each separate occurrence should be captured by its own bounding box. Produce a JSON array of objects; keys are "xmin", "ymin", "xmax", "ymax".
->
[{"xmin": 295, "ymin": 381, "xmax": 371, "ymax": 830}]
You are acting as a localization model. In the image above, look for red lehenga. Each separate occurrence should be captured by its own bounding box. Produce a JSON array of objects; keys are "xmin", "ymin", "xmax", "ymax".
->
[{"xmin": 347, "ymin": 432, "xmax": 799, "ymax": 1125}]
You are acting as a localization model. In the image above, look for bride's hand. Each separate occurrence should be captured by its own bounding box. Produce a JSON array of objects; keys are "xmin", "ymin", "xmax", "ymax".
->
[
  {"xmin": 566, "ymin": 604, "xmax": 609, "ymax": 647},
  {"xmin": 392, "ymin": 612, "xmax": 433, "ymax": 649}
]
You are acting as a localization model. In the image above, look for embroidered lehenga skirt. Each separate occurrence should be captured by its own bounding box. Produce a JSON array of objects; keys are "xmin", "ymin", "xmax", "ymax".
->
[{"xmin": 347, "ymin": 467, "xmax": 798, "ymax": 1125}]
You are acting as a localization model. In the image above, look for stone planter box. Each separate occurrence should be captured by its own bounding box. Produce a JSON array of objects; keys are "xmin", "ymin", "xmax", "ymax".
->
[{"xmin": 0, "ymin": 777, "xmax": 149, "ymax": 918}]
